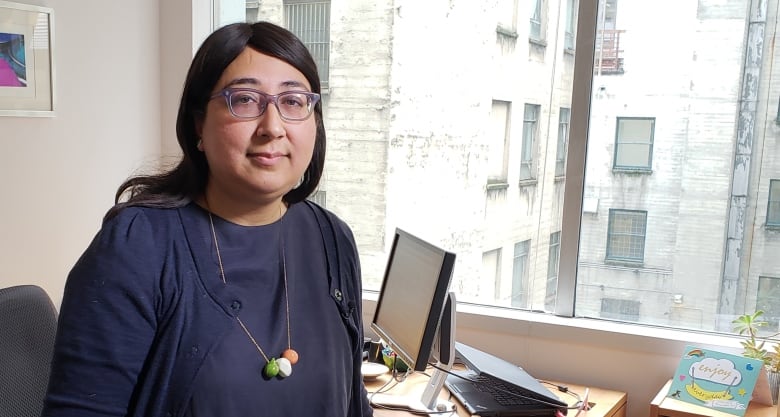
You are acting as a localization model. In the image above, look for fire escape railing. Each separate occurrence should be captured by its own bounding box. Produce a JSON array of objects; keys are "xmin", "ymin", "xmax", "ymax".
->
[{"xmin": 595, "ymin": 29, "xmax": 625, "ymax": 75}]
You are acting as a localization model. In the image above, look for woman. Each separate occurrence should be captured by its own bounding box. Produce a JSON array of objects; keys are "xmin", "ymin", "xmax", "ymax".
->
[{"xmin": 42, "ymin": 22, "xmax": 372, "ymax": 417}]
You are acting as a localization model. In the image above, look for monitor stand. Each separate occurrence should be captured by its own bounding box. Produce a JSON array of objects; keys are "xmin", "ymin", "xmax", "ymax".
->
[
  {"xmin": 369, "ymin": 292, "xmax": 458, "ymax": 416},
  {"xmin": 369, "ymin": 390, "xmax": 456, "ymax": 416}
]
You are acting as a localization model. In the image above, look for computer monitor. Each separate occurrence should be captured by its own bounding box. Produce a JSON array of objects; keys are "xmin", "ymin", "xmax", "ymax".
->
[{"xmin": 370, "ymin": 228, "xmax": 457, "ymax": 413}]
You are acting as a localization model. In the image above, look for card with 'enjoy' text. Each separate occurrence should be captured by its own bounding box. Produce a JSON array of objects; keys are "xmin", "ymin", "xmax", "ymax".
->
[{"xmin": 667, "ymin": 345, "xmax": 764, "ymax": 417}]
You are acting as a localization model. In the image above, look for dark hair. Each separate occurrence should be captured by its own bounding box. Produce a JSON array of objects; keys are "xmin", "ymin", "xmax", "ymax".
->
[{"xmin": 105, "ymin": 21, "xmax": 325, "ymax": 220}]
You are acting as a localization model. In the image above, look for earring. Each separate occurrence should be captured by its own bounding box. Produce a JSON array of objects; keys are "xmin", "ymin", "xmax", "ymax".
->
[{"xmin": 197, "ymin": 139, "xmax": 203, "ymax": 151}]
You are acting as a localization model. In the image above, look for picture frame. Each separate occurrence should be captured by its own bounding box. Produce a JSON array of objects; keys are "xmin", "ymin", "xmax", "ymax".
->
[{"xmin": 0, "ymin": 1, "xmax": 54, "ymax": 117}]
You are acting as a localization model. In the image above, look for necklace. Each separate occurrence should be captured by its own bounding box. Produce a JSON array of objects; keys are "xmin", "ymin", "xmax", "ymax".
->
[{"xmin": 206, "ymin": 203, "xmax": 299, "ymax": 379}]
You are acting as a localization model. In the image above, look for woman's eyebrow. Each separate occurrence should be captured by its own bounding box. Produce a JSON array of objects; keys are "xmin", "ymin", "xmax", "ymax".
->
[
  {"xmin": 222, "ymin": 78, "xmax": 310, "ymax": 90},
  {"xmin": 223, "ymin": 78, "xmax": 260, "ymax": 88}
]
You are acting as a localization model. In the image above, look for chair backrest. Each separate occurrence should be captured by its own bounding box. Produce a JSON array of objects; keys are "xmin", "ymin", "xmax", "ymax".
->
[{"xmin": 0, "ymin": 285, "xmax": 58, "ymax": 417}]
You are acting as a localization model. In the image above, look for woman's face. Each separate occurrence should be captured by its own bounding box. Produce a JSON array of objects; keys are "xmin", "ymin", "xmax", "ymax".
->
[{"xmin": 198, "ymin": 48, "xmax": 317, "ymax": 207}]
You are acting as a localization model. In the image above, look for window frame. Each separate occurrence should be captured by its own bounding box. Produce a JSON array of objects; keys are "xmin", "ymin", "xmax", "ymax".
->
[
  {"xmin": 511, "ymin": 240, "xmax": 531, "ymax": 308},
  {"xmin": 498, "ymin": 0, "xmax": 519, "ymax": 34},
  {"xmin": 489, "ymin": 100, "xmax": 512, "ymax": 186},
  {"xmin": 767, "ymin": 179, "xmax": 780, "ymax": 228},
  {"xmin": 605, "ymin": 209, "xmax": 648, "ymax": 264},
  {"xmin": 283, "ymin": 0, "xmax": 331, "ymax": 90},
  {"xmin": 520, "ymin": 103, "xmax": 540, "ymax": 182},
  {"xmin": 612, "ymin": 116, "xmax": 655, "ymax": 172},
  {"xmin": 529, "ymin": 0, "xmax": 543, "ymax": 42},
  {"xmin": 545, "ymin": 232, "xmax": 561, "ymax": 310},
  {"xmin": 555, "ymin": 107, "xmax": 570, "ymax": 178},
  {"xmin": 564, "ymin": 0, "xmax": 577, "ymax": 50}
]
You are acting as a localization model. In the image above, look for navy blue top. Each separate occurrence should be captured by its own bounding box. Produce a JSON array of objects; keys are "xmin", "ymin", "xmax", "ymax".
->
[
  {"xmin": 42, "ymin": 201, "xmax": 372, "ymax": 417},
  {"xmin": 185, "ymin": 204, "xmax": 352, "ymax": 416}
]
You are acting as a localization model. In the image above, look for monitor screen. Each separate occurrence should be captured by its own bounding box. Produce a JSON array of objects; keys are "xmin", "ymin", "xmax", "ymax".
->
[{"xmin": 370, "ymin": 228, "xmax": 456, "ymax": 372}]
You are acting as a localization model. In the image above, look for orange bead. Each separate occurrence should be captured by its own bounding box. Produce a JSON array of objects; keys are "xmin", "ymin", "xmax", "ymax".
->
[{"xmin": 282, "ymin": 348, "xmax": 299, "ymax": 365}]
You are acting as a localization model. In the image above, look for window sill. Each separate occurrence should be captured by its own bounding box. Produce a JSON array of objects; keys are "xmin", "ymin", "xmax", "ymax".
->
[
  {"xmin": 496, "ymin": 26, "xmax": 518, "ymax": 39},
  {"xmin": 518, "ymin": 179, "xmax": 538, "ymax": 187},
  {"xmin": 486, "ymin": 181, "xmax": 510, "ymax": 191},
  {"xmin": 605, "ymin": 259, "xmax": 644, "ymax": 267},
  {"xmin": 612, "ymin": 168, "xmax": 653, "ymax": 175},
  {"xmin": 554, "ymin": 175, "xmax": 565, "ymax": 183},
  {"xmin": 529, "ymin": 38, "xmax": 547, "ymax": 48}
]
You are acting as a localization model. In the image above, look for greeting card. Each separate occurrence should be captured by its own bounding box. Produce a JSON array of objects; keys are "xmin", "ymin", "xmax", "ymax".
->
[{"xmin": 667, "ymin": 345, "xmax": 764, "ymax": 417}]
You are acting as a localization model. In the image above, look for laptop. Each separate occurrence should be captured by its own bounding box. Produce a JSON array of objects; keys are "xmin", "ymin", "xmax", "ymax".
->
[{"xmin": 444, "ymin": 342, "xmax": 568, "ymax": 416}]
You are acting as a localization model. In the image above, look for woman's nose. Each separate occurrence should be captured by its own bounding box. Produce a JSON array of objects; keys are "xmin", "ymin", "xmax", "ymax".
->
[{"xmin": 255, "ymin": 103, "xmax": 286, "ymax": 139}]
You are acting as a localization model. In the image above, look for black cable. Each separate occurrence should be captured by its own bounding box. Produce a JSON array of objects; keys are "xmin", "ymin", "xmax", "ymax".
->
[{"xmin": 539, "ymin": 380, "xmax": 582, "ymax": 403}]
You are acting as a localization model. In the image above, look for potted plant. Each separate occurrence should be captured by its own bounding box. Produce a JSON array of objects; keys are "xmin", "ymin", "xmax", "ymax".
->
[{"xmin": 732, "ymin": 310, "xmax": 780, "ymax": 404}]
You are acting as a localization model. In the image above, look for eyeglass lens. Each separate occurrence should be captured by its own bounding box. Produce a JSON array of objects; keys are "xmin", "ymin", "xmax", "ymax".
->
[{"xmin": 228, "ymin": 90, "xmax": 314, "ymax": 120}]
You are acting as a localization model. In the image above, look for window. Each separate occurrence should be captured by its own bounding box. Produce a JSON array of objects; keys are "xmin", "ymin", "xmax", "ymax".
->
[
  {"xmin": 498, "ymin": 0, "xmax": 518, "ymax": 33},
  {"xmin": 606, "ymin": 209, "xmax": 647, "ymax": 263},
  {"xmin": 308, "ymin": 190, "xmax": 326, "ymax": 207},
  {"xmin": 601, "ymin": 298, "xmax": 640, "ymax": 321},
  {"xmin": 520, "ymin": 104, "xmax": 540, "ymax": 181},
  {"xmin": 767, "ymin": 180, "xmax": 780, "ymax": 227},
  {"xmin": 284, "ymin": 0, "xmax": 330, "ymax": 89},
  {"xmin": 564, "ymin": 0, "xmax": 576, "ymax": 50},
  {"xmin": 757, "ymin": 276, "xmax": 780, "ymax": 331},
  {"xmin": 489, "ymin": 100, "xmax": 511, "ymax": 184},
  {"xmin": 239, "ymin": 0, "xmax": 780, "ymax": 335},
  {"xmin": 545, "ymin": 232, "xmax": 560, "ymax": 310},
  {"xmin": 511, "ymin": 240, "xmax": 531, "ymax": 308},
  {"xmin": 482, "ymin": 249, "xmax": 502, "ymax": 301},
  {"xmin": 529, "ymin": 0, "xmax": 543, "ymax": 41},
  {"xmin": 613, "ymin": 117, "xmax": 654, "ymax": 171},
  {"xmin": 555, "ymin": 108, "xmax": 570, "ymax": 177}
]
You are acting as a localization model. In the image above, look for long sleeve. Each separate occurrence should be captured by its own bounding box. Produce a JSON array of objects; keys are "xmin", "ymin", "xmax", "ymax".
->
[{"xmin": 42, "ymin": 209, "xmax": 163, "ymax": 417}]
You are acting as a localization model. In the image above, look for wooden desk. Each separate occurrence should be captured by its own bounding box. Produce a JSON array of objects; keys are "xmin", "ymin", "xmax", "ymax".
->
[
  {"xmin": 650, "ymin": 380, "xmax": 778, "ymax": 417},
  {"xmin": 364, "ymin": 370, "xmax": 626, "ymax": 417}
]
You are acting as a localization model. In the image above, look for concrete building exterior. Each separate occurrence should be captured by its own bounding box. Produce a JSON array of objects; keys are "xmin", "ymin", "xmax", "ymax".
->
[{"xmin": 247, "ymin": 0, "xmax": 780, "ymax": 332}]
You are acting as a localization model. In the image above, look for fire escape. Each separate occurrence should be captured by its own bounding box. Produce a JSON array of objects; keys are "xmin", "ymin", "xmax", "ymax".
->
[{"xmin": 595, "ymin": 29, "xmax": 625, "ymax": 75}]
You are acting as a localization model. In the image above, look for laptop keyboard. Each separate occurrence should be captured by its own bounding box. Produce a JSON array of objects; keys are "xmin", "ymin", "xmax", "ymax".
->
[{"xmin": 471, "ymin": 374, "xmax": 543, "ymax": 407}]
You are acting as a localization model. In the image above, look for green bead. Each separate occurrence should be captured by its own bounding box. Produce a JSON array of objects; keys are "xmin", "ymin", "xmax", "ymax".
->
[{"xmin": 264, "ymin": 358, "xmax": 280, "ymax": 378}]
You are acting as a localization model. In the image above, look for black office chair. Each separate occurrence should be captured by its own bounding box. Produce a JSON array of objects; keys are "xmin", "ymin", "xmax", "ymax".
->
[{"xmin": 0, "ymin": 285, "xmax": 58, "ymax": 417}]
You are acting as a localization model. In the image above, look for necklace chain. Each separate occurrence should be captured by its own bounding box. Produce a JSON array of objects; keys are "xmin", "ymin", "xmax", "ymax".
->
[{"xmin": 206, "ymin": 203, "xmax": 293, "ymax": 370}]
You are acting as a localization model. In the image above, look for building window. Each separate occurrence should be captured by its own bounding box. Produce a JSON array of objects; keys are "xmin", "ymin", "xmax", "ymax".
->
[
  {"xmin": 757, "ymin": 276, "xmax": 780, "ymax": 331},
  {"xmin": 564, "ymin": 0, "xmax": 576, "ymax": 50},
  {"xmin": 489, "ymin": 100, "xmax": 511, "ymax": 184},
  {"xmin": 482, "ymin": 249, "xmax": 502, "ymax": 301},
  {"xmin": 529, "ymin": 0, "xmax": 543, "ymax": 41},
  {"xmin": 601, "ymin": 298, "xmax": 641, "ymax": 321},
  {"xmin": 284, "ymin": 0, "xmax": 330, "ymax": 89},
  {"xmin": 511, "ymin": 240, "xmax": 530, "ymax": 308},
  {"xmin": 545, "ymin": 232, "xmax": 560, "ymax": 310},
  {"xmin": 520, "ymin": 104, "xmax": 540, "ymax": 181},
  {"xmin": 555, "ymin": 108, "xmax": 570, "ymax": 177},
  {"xmin": 767, "ymin": 180, "xmax": 780, "ymax": 227},
  {"xmin": 606, "ymin": 209, "xmax": 647, "ymax": 263},
  {"xmin": 613, "ymin": 117, "xmax": 655, "ymax": 171},
  {"xmin": 307, "ymin": 190, "xmax": 326, "ymax": 207},
  {"xmin": 498, "ymin": 0, "xmax": 518, "ymax": 33}
]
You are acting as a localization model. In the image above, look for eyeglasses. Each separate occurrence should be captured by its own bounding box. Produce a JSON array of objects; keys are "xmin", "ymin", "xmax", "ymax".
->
[{"xmin": 210, "ymin": 88, "xmax": 320, "ymax": 121}]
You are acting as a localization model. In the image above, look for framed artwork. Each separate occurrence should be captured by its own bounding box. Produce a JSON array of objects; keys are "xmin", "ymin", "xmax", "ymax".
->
[{"xmin": 0, "ymin": 1, "xmax": 54, "ymax": 117}]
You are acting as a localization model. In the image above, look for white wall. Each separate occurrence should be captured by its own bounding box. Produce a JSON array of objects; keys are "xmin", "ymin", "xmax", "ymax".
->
[
  {"xmin": 0, "ymin": 0, "xmax": 161, "ymax": 306},
  {"xmin": 0, "ymin": 2, "xmax": 750, "ymax": 417},
  {"xmin": 0, "ymin": 0, "xmax": 214, "ymax": 307}
]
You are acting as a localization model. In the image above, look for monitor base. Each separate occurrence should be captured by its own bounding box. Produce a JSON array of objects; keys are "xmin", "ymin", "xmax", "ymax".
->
[{"xmin": 369, "ymin": 393, "xmax": 456, "ymax": 416}]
